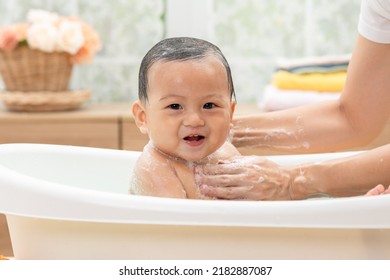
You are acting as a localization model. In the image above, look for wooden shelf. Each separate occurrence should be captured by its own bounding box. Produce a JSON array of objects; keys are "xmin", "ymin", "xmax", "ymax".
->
[{"xmin": 0, "ymin": 103, "xmax": 129, "ymax": 149}]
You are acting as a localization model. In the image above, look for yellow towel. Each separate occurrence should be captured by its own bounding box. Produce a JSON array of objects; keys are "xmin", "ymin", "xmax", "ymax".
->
[{"xmin": 272, "ymin": 70, "xmax": 346, "ymax": 92}]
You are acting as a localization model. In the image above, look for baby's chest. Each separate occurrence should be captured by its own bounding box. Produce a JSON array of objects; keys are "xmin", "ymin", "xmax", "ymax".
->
[{"xmin": 173, "ymin": 163, "xmax": 203, "ymax": 199}]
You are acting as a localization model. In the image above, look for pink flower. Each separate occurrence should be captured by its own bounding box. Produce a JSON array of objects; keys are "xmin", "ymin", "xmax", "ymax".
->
[
  {"xmin": 0, "ymin": 27, "xmax": 20, "ymax": 51},
  {"xmin": 70, "ymin": 20, "xmax": 101, "ymax": 64},
  {"xmin": 0, "ymin": 24, "xmax": 28, "ymax": 51},
  {"xmin": 10, "ymin": 23, "xmax": 28, "ymax": 41}
]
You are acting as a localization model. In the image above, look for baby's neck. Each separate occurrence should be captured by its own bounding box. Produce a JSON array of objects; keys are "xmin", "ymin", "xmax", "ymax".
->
[{"xmin": 149, "ymin": 143, "xmax": 213, "ymax": 166}]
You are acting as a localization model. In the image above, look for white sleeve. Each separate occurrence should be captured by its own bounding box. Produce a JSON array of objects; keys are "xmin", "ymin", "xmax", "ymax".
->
[{"xmin": 358, "ymin": 0, "xmax": 390, "ymax": 43}]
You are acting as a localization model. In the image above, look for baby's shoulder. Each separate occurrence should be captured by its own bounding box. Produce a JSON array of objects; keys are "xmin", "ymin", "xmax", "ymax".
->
[{"xmin": 134, "ymin": 146, "xmax": 173, "ymax": 174}]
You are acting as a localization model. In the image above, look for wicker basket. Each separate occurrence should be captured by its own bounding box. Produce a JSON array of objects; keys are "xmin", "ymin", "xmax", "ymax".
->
[
  {"xmin": 0, "ymin": 90, "xmax": 91, "ymax": 112},
  {"xmin": 0, "ymin": 46, "xmax": 73, "ymax": 92}
]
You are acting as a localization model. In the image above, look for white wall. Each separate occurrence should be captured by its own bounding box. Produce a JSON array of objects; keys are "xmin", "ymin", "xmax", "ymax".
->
[{"xmin": 166, "ymin": 0, "xmax": 214, "ymax": 41}]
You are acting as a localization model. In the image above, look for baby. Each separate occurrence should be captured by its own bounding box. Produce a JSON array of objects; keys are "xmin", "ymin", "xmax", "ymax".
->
[{"xmin": 129, "ymin": 37, "xmax": 240, "ymax": 199}]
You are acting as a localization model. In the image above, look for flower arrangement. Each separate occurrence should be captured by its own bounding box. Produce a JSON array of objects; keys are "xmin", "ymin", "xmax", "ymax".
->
[
  {"xmin": 0, "ymin": 9, "xmax": 99, "ymax": 111},
  {"xmin": 0, "ymin": 9, "xmax": 101, "ymax": 64}
]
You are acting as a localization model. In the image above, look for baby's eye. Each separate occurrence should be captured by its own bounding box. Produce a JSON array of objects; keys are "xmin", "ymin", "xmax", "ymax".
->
[
  {"xmin": 203, "ymin": 102, "xmax": 216, "ymax": 109},
  {"xmin": 168, "ymin": 104, "xmax": 182, "ymax": 110}
]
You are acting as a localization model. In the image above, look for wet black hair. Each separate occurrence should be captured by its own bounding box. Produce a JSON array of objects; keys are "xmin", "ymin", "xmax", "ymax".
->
[{"xmin": 138, "ymin": 37, "xmax": 236, "ymax": 102}]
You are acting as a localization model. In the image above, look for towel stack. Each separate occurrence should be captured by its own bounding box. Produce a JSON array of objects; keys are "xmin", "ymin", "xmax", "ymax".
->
[{"xmin": 260, "ymin": 54, "xmax": 350, "ymax": 111}]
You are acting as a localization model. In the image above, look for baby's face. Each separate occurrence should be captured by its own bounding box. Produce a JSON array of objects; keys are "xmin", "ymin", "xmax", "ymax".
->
[{"xmin": 144, "ymin": 56, "xmax": 235, "ymax": 161}]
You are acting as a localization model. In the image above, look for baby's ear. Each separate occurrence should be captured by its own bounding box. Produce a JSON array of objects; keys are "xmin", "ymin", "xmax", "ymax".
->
[
  {"xmin": 229, "ymin": 101, "xmax": 236, "ymax": 128},
  {"xmin": 131, "ymin": 100, "xmax": 148, "ymax": 134},
  {"xmin": 230, "ymin": 100, "xmax": 236, "ymax": 116}
]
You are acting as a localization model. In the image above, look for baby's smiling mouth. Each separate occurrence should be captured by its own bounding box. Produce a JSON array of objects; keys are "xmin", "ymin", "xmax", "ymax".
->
[{"xmin": 183, "ymin": 135, "xmax": 205, "ymax": 142}]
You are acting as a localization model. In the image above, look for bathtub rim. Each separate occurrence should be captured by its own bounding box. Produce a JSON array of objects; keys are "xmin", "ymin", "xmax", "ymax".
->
[{"xmin": 0, "ymin": 143, "xmax": 389, "ymax": 229}]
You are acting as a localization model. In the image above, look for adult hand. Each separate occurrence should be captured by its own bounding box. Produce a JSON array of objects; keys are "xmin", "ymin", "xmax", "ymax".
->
[
  {"xmin": 366, "ymin": 184, "xmax": 390, "ymax": 196},
  {"xmin": 195, "ymin": 156, "xmax": 293, "ymax": 200}
]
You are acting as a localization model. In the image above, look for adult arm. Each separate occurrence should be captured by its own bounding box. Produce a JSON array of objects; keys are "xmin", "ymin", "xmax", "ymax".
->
[
  {"xmin": 197, "ymin": 143, "xmax": 390, "ymax": 200},
  {"xmin": 233, "ymin": 35, "xmax": 390, "ymax": 153}
]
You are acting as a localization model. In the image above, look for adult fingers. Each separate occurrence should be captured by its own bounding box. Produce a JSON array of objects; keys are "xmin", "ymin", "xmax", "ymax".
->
[
  {"xmin": 366, "ymin": 184, "xmax": 385, "ymax": 196},
  {"xmin": 197, "ymin": 173, "xmax": 250, "ymax": 188},
  {"xmin": 199, "ymin": 184, "xmax": 256, "ymax": 200},
  {"xmin": 195, "ymin": 162, "xmax": 245, "ymax": 176}
]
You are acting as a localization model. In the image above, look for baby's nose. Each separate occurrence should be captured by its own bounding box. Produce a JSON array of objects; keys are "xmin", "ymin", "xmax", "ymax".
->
[{"xmin": 183, "ymin": 111, "xmax": 205, "ymax": 127}]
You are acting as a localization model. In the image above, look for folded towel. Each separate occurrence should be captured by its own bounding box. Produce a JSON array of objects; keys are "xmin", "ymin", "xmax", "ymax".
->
[
  {"xmin": 276, "ymin": 54, "xmax": 351, "ymax": 69},
  {"xmin": 272, "ymin": 70, "xmax": 347, "ymax": 92},
  {"xmin": 276, "ymin": 62, "xmax": 349, "ymax": 74},
  {"xmin": 259, "ymin": 85, "xmax": 340, "ymax": 111}
]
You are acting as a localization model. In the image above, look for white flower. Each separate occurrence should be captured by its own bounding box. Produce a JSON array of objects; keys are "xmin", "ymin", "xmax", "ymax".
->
[
  {"xmin": 56, "ymin": 20, "xmax": 84, "ymax": 54},
  {"xmin": 27, "ymin": 9, "xmax": 59, "ymax": 24},
  {"xmin": 27, "ymin": 22, "xmax": 57, "ymax": 52}
]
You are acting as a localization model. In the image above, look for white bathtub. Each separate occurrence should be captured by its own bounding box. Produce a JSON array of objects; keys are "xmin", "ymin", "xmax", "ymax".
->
[{"xmin": 0, "ymin": 143, "xmax": 389, "ymax": 260}]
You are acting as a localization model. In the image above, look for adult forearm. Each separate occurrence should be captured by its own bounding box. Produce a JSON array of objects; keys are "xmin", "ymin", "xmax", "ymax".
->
[
  {"xmin": 290, "ymin": 144, "xmax": 390, "ymax": 199},
  {"xmin": 233, "ymin": 99, "xmax": 368, "ymax": 153}
]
